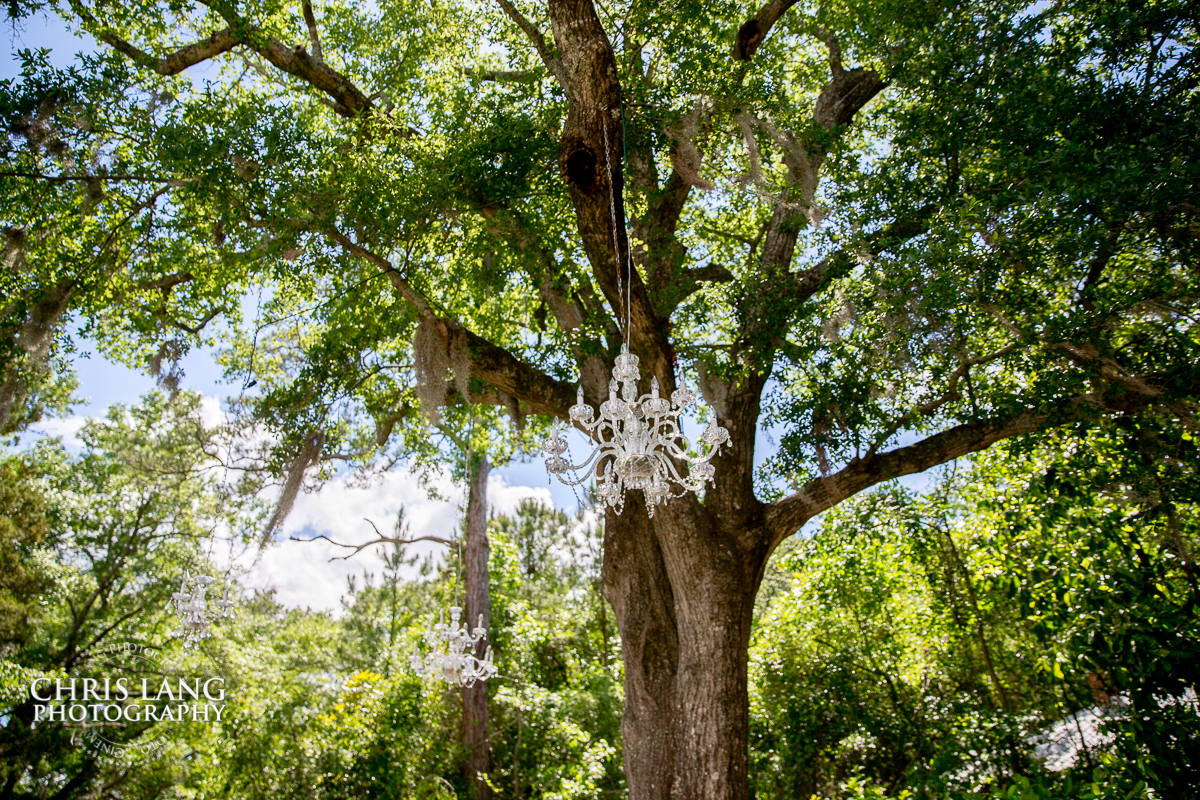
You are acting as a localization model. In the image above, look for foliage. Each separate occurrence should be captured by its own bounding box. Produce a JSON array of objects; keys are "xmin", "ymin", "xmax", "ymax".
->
[
  {"xmin": 0, "ymin": 456, "xmax": 54, "ymax": 647},
  {"xmin": 0, "ymin": 52, "xmax": 248, "ymax": 434},
  {"xmin": 749, "ymin": 418, "xmax": 1200, "ymax": 799},
  {"xmin": 2, "ymin": 0, "xmax": 1192, "ymax": 490},
  {"xmin": 157, "ymin": 499, "xmax": 623, "ymax": 800},
  {"xmin": 0, "ymin": 394, "xmax": 623, "ymax": 798},
  {"xmin": 0, "ymin": 391, "xmax": 241, "ymax": 796}
]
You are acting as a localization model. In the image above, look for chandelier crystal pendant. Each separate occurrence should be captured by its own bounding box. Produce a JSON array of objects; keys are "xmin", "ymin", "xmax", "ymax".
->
[
  {"xmin": 540, "ymin": 344, "xmax": 730, "ymax": 517},
  {"xmin": 169, "ymin": 572, "xmax": 235, "ymax": 649},
  {"xmin": 409, "ymin": 606, "xmax": 497, "ymax": 687}
]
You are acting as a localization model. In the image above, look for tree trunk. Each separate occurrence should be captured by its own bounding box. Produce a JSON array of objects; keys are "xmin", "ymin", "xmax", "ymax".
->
[
  {"xmin": 602, "ymin": 492, "xmax": 770, "ymax": 800},
  {"xmin": 462, "ymin": 454, "xmax": 492, "ymax": 800}
]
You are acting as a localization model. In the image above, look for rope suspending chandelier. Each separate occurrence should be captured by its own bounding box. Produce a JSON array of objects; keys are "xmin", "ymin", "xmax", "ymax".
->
[
  {"xmin": 410, "ymin": 606, "xmax": 497, "ymax": 687},
  {"xmin": 541, "ymin": 119, "xmax": 729, "ymax": 517}
]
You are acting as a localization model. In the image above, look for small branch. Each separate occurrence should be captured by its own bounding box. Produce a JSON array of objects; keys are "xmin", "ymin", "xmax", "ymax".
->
[
  {"xmin": 815, "ymin": 27, "xmax": 844, "ymax": 76},
  {"xmin": 301, "ymin": 0, "xmax": 322, "ymax": 62},
  {"xmin": 778, "ymin": 206, "xmax": 935, "ymax": 312},
  {"xmin": 162, "ymin": 305, "xmax": 227, "ymax": 335},
  {"xmin": 0, "ymin": 171, "xmax": 167, "ymax": 183},
  {"xmin": 291, "ymin": 525, "xmax": 455, "ymax": 561},
  {"xmin": 80, "ymin": 604, "xmax": 147, "ymax": 656},
  {"xmin": 983, "ymin": 303, "xmax": 1023, "ymax": 338},
  {"xmin": 324, "ymin": 228, "xmax": 437, "ymax": 317},
  {"xmin": 460, "ymin": 67, "xmax": 543, "ymax": 82},
  {"xmin": 1076, "ymin": 226, "xmax": 1122, "ymax": 310},
  {"xmin": 698, "ymin": 225, "xmax": 757, "ymax": 246},
  {"xmin": 864, "ymin": 341, "xmax": 1021, "ymax": 460},
  {"xmin": 493, "ymin": 0, "xmax": 568, "ymax": 89}
]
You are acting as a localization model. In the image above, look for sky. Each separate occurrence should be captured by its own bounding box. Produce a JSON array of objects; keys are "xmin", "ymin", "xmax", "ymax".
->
[{"xmin": 2, "ymin": 10, "xmax": 95, "ymax": 78}]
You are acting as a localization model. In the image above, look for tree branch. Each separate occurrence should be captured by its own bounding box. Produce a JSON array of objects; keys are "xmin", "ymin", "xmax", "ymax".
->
[
  {"xmin": 460, "ymin": 67, "xmax": 543, "ymax": 82},
  {"xmin": 134, "ymin": 270, "xmax": 194, "ymax": 294},
  {"xmin": 864, "ymin": 340, "xmax": 1022, "ymax": 460},
  {"xmin": 459, "ymin": 325, "xmax": 579, "ymax": 419},
  {"xmin": 78, "ymin": 0, "xmax": 372, "ymax": 118},
  {"xmin": 68, "ymin": 1, "xmax": 240, "ymax": 76},
  {"xmin": 812, "ymin": 57, "xmax": 887, "ymax": 130},
  {"xmin": 163, "ymin": 304, "xmax": 227, "ymax": 335},
  {"xmin": 493, "ymin": 0, "xmax": 569, "ymax": 90},
  {"xmin": 0, "ymin": 171, "xmax": 167, "ymax": 182},
  {"xmin": 816, "ymin": 27, "xmax": 844, "ymax": 76},
  {"xmin": 732, "ymin": 0, "xmax": 799, "ymax": 61},
  {"xmin": 548, "ymin": 0, "xmax": 677, "ymax": 393},
  {"xmin": 326, "ymin": 229, "xmax": 579, "ymax": 419},
  {"xmin": 194, "ymin": 0, "xmax": 371, "ymax": 117},
  {"xmin": 763, "ymin": 368, "xmax": 1200, "ymax": 546},
  {"xmin": 325, "ymin": 228, "xmax": 435, "ymax": 316},
  {"xmin": 479, "ymin": 208, "xmax": 612, "ymax": 397},
  {"xmin": 779, "ymin": 206, "xmax": 935, "ymax": 308}
]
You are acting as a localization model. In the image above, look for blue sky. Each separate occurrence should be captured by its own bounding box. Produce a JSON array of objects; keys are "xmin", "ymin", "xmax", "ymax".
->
[{"xmin": 2, "ymin": 10, "xmax": 95, "ymax": 78}]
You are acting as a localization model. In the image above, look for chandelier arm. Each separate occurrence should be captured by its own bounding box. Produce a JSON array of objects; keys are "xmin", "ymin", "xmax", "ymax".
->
[
  {"xmin": 572, "ymin": 416, "xmax": 602, "ymax": 436},
  {"xmin": 656, "ymin": 454, "xmax": 693, "ymax": 486},
  {"xmin": 656, "ymin": 417, "xmax": 684, "ymax": 441},
  {"xmin": 558, "ymin": 447, "xmax": 617, "ymax": 486},
  {"xmin": 687, "ymin": 446, "xmax": 722, "ymax": 465},
  {"xmin": 558, "ymin": 469, "xmax": 599, "ymax": 487},
  {"xmin": 660, "ymin": 436, "xmax": 722, "ymax": 465},
  {"xmin": 659, "ymin": 438, "xmax": 699, "ymax": 461},
  {"xmin": 558, "ymin": 445, "xmax": 602, "ymax": 476}
]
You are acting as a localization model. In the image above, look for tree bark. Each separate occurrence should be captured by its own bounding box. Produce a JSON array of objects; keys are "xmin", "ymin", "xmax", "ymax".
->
[
  {"xmin": 462, "ymin": 454, "xmax": 492, "ymax": 800},
  {"xmin": 602, "ymin": 490, "xmax": 772, "ymax": 800}
]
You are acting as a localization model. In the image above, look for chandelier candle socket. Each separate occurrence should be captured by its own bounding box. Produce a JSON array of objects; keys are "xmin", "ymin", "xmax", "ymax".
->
[
  {"xmin": 541, "ymin": 345, "xmax": 730, "ymax": 517},
  {"xmin": 409, "ymin": 606, "xmax": 498, "ymax": 687},
  {"xmin": 169, "ymin": 572, "xmax": 235, "ymax": 649}
]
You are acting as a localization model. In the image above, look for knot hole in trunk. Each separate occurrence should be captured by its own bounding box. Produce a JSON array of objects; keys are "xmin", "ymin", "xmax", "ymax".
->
[{"xmin": 563, "ymin": 139, "xmax": 600, "ymax": 192}]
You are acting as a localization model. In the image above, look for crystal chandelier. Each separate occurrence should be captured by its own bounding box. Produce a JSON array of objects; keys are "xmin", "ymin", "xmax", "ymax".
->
[
  {"xmin": 539, "ymin": 121, "xmax": 730, "ymax": 517},
  {"xmin": 410, "ymin": 606, "xmax": 497, "ymax": 687},
  {"xmin": 540, "ymin": 344, "xmax": 729, "ymax": 517},
  {"xmin": 169, "ymin": 572, "xmax": 235, "ymax": 649}
]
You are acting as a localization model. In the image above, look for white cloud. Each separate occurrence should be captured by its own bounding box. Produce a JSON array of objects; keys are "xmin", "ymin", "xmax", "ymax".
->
[
  {"xmin": 29, "ymin": 415, "xmax": 89, "ymax": 449},
  {"xmin": 199, "ymin": 395, "xmax": 226, "ymax": 429},
  {"xmin": 489, "ymin": 474, "xmax": 553, "ymax": 517},
  {"xmin": 33, "ymin": 390, "xmax": 559, "ymax": 616}
]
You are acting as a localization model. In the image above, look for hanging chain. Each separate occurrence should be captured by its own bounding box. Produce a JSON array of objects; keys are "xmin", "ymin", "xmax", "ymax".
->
[{"xmin": 602, "ymin": 120, "xmax": 631, "ymax": 342}]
